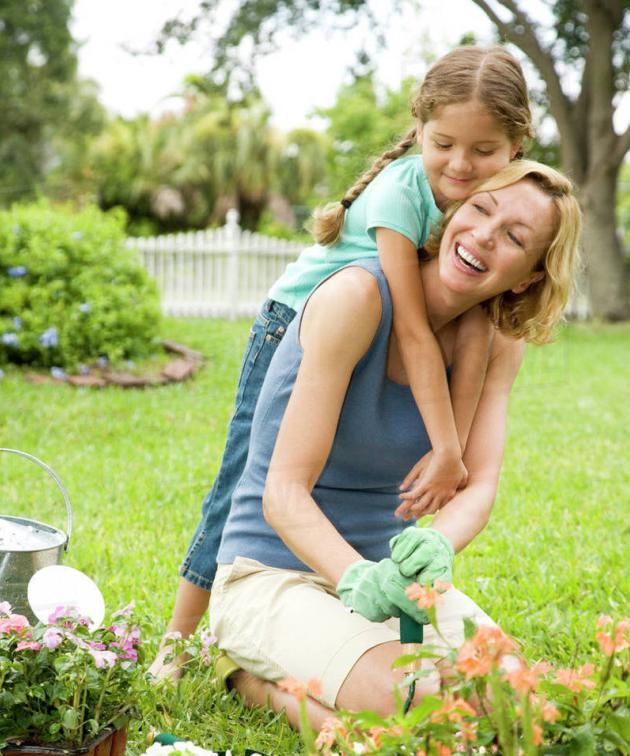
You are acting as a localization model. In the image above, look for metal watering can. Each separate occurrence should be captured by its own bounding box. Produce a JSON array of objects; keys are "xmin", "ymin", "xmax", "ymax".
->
[{"xmin": 0, "ymin": 448, "xmax": 72, "ymax": 622}]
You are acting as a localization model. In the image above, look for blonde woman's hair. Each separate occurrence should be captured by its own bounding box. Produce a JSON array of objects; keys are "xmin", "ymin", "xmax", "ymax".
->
[
  {"xmin": 424, "ymin": 160, "xmax": 583, "ymax": 344},
  {"xmin": 311, "ymin": 45, "xmax": 533, "ymax": 246}
]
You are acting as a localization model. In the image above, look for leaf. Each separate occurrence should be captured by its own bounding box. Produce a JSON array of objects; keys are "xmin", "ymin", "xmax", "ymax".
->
[
  {"xmin": 61, "ymin": 708, "xmax": 79, "ymax": 730},
  {"xmin": 605, "ymin": 710, "xmax": 630, "ymax": 743},
  {"xmin": 463, "ymin": 616, "xmax": 476, "ymax": 640}
]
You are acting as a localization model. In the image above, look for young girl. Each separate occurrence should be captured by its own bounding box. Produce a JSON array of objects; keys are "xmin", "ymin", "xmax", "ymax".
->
[{"xmin": 150, "ymin": 45, "xmax": 534, "ymax": 679}]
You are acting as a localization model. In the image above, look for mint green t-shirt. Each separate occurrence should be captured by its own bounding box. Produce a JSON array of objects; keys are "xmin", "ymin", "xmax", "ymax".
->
[{"xmin": 268, "ymin": 155, "xmax": 442, "ymax": 309}]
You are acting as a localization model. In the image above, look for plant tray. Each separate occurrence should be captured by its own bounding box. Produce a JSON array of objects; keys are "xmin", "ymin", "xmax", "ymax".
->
[{"xmin": 2, "ymin": 726, "xmax": 128, "ymax": 756}]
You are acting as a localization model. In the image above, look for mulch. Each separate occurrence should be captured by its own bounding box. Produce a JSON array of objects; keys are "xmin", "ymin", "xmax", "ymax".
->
[{"xmin": 25, "ymin": 340, "xmax": 204, "ymax": 388}]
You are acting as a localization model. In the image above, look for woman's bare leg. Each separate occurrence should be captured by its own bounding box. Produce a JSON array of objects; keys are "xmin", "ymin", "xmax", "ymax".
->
[
  {"xmin": 148, "ymin": 579, "xmax": 210, "ymax": 681},
  {"xmin": 336, "ymin": 641, "xmax": 441, "ymax": 716},
  {"xmin": 231, "ymin": 671, "xmax": 335, "ymax": 731}
]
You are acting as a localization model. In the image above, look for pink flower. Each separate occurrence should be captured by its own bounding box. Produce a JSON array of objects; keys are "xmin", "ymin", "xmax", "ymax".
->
[
  {"xmin": 0, "ymin": 601, "xmax": 12, "ymax": 616},
  {"xmin": 89, "ymin": 648, "xmax": 117, "ymax": 668},
  {"xmin": 0, "ymin": 614, "xmax": 30, "ymax": 634},
  {"xmin": 16, "ymin": 640, "xmax": 42, "ymax": 651},
  {"xmin": 42, "ymin": 627, "xmax": 63, "ymax": 650}
]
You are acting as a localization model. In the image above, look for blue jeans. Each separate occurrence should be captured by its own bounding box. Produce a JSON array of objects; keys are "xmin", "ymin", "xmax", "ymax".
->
[{"xmin": 180, "ymin": 299, "xmax": 297, "ymax": 590}]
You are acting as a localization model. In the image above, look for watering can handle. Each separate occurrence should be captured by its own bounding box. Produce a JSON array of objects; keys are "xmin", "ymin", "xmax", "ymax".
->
[{"xmin": 0, "ymin": 448, "xmax": 73, "ymax": 550}]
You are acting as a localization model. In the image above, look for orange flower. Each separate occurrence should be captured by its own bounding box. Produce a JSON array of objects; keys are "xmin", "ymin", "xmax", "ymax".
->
[
  {"xmin": 431, "ymin": 694, "xmax": 477, "ymax": 723},
  {"xmin": 596, "ymin": 618, "xmax": 630, "ymax": 656},
  {"xmin": 307, "ymin": 677, "xmax": 322, "ymax": 698},
  {"xmin": 456, "ymin": 640, "xmax": 493, "ymax": 679},
  {"xmin": 278, "ymin": 677, "xmax": 306, "ymax": 701},
  {"xmin": 315, "ymin": 716, "xmax": 345, "ymax": 750},
  {"xmin": 405, "ymin": 582, "xmax": 442, "ymax": 608},
  {"xmin": 532, "ymin": 723, "xmax": 543, "ymax": 746},
  {"xmin": 555, "ymin": 663, "xmax": 596, "ymax": 693},
  {"xmin": 367, "ymin": 726, "xmax": 386, "ymax": 749},
  {"xmin": 435, "ymin": 744, "xmax": 452, "ymax": 756},
  {"xmin": 540, "ymin": 699, "xmax": 561, "ymax": 723},
  {"xmin": 503, "ymin": 658, "xmax": 550, "ymax": 695},
  {"xmin": 456, "ymin": 624, "xmax": 518, "ymax": 680}
]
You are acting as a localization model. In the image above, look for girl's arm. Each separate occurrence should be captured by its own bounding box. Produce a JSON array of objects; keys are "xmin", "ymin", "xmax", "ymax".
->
[
  {"xmin": 397, "ymin": 331, "xmax": 526, "ymax": 550},
  {"xmin": 376, "ymin": 227, "xmax": 466, "ymax": 511},
  {"xmin": 262, "ymin": 267, "xmax": 384, "ymax": 585},
  {"xmin": 447, "ymin": 306, "xmax": 494, "ymax": 452}
]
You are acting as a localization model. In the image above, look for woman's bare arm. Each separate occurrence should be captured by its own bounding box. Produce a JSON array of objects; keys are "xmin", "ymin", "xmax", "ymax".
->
[{"xmin": 262, "ymin": 267, "xmax": 383, "ymax": 585}]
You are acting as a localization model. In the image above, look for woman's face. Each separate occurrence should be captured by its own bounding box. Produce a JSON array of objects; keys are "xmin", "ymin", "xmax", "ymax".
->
[{"xmin": 438, "ymin": 179, "xmax": 555, "ymax": 300}]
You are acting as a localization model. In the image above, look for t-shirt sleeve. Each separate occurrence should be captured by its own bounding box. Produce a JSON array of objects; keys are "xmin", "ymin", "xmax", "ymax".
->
[{"xmin": 365, "ymin": 173, "xmax": 427, "ymax": 247}]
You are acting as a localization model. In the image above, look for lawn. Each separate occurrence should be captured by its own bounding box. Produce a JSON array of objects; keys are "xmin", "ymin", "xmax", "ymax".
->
[{"xmin": 1, "ymin": 319, "xmax": 629, "ymax": 754}]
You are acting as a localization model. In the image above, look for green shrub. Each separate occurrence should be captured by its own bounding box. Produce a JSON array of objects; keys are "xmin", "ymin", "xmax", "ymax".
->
[{"xmin": 0, "ymin": 202, "xmax": 161, "ymax": 371}]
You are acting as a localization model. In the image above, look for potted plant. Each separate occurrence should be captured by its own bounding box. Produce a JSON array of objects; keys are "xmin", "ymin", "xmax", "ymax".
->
[{"xmin": 0, "ymin": 600, "xmax": 144, "ymax": 755}]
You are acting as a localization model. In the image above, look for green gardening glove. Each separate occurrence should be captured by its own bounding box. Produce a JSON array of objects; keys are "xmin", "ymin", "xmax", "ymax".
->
[
  {"xmin": 337, "ymin": 558, "xmax": 429, "ymax": 625},
  {"xmin": 389, "ymin": 527, "xmax": 454, "ymax": 585}
]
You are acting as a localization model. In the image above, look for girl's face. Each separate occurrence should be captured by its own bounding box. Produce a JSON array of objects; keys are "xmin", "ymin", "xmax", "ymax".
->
[
  {"xmin": 419, "ymin": 100, "xmax": 520, "ymax": 209},
  {"xmin": 438, "ymin": 179, "xmax": 555, "ymax": 301}
]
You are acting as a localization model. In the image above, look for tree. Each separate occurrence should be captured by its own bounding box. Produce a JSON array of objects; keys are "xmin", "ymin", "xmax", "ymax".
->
[
  {"xmin": 0, "ymin": 0, "xmax": 79, "ymax": 204},
  {"xmin": 157, "ymin": 0, "xmax": 629, "ymax": 319},
  {"xmin": 467, "ymin": 0, "xmax": 629, "ymax": 319}
]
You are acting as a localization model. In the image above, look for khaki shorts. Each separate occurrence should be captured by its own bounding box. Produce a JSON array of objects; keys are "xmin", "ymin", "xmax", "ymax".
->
[{"xmin": 210, "ymin": 557, "xmax": 494, "ymax": 707}]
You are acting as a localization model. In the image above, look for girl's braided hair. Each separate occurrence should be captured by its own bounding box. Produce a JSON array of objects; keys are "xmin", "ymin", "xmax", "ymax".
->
[{"xmin": 311, "ymin": 45, "xmax": 533, "ymax": 246}]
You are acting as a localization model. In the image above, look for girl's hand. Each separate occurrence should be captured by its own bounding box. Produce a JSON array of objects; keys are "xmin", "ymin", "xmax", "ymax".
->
[{"xmin": 396, "ymin": 449, "xmax": 468, "ymax": 521}]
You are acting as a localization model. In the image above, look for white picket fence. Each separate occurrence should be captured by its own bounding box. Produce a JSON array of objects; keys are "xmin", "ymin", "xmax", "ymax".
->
[
  {"xmin": 129, "ymin": 209, "xmax": 591, "ymax": 320},
  {"xmin": 127, "ymin": 210, "xmax": 302, "ymax": 318}
]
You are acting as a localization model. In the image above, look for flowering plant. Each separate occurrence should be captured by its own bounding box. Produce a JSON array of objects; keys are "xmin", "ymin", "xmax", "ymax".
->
[
  {"xmin": 283, "ymin": 586, "xmax": 630, "ymax": 755},
  {"xmin": 0, "ymin": 601, "xmax": 144, "ymax": 750}
]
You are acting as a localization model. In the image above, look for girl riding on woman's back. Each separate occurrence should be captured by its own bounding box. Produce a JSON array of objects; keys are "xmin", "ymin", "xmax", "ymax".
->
[{"xmin": 150, "ymin": 45, "xmax": 536, "ymax": 681}]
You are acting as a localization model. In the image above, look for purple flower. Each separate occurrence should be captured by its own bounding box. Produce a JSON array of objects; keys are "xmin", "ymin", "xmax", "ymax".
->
[
  {"xmin": 7, "ymin": 266, "xmax": 27, "ymax": 278},
  {"xmin": 50, "ymin": 366, "xmax": 67, "ymax": 380},
  {"xmin": 39, "ymin": 327, "xmax": 58, "ymax": 348},
  {"xmin": 71, "ymin": 231, "xmax": 84, "ymax": 241},
  {"xmin": 42, "ymin": 627, "xmax": 63, "ymax": 650},
  {"xmin": 0, "ymin": 369, "xmax": 4, "ymax": 380},
  {"xmin": 48, "ymin": 606, "xmax": 89, "ymax": 626},
  {"xmin": 1, "ymin": 333, "xmax": 19, "ymax": 347},
  {"xmin": 89, "ymin": 648, "xmax": 117, "ymax": 668},
  {"xmin": 78, "ymin": 302, "xmax": 91, "ymax": 313},
  {"xmin": 12, "ymin": 317, "xmax": 22, "ymax": 330},
  {"xmin": 200, "ymin": 628, "xmax": 217, "ymax": 664},
  {"xmin": 79, "ymin": 364, "xmax": 90, "ymax": 376},
  {"xmin": 112, "ymin": 601, "xmax": 135, "ymax": 619},
  {"xmin": 97, "ymin": 356, "xmax": 108, "ymax": 368}
]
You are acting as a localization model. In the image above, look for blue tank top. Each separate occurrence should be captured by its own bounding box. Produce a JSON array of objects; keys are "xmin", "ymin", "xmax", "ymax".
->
[{"xmin": 217, "ymin": 258, "xmax": 432, "ymax": 571}]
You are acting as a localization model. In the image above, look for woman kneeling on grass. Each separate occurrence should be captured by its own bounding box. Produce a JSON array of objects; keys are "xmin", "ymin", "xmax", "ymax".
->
[{"xmin": 210, "ymin": 161, "xmax": 581, "ymax": 729}]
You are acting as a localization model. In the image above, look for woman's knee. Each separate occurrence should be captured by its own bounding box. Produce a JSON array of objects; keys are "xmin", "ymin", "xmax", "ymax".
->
[{"xmin": 336, "ymin": 645, "xmax": 441, "ymax": 717}]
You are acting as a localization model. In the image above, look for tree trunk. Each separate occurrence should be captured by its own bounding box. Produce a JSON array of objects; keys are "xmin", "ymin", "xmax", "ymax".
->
[{"xmin": 580, "ymin": 167, "xmax": 629, "ymax": 320}]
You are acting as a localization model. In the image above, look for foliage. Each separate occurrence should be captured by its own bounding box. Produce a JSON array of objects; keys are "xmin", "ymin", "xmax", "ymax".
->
[
  {"xmin": 288, "ymin": 610, "xmax": 630, "ymax": 754},
  {"xmin": 0, "ymin": 602, "xmax": 144, "ymax": 749},
  {"xmin": 90, "ymin": 90, "xmax": 327, "ymax": 233},
  {"xmin": 0, "ymin": 202, "xmax": 161, "ymax": 371},
  {"xmin": 315, "ymin": 73, "xmax": 417, "ymax": 199},
  {"xmin": 0, "ymin": 0, "xmax": 92, "ymax": 205}
]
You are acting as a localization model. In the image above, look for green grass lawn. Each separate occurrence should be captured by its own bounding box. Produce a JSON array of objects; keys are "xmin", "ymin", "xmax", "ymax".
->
[{"xmin": 1, "ymin": 319, "xmax": 629, "ymax": 754}]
